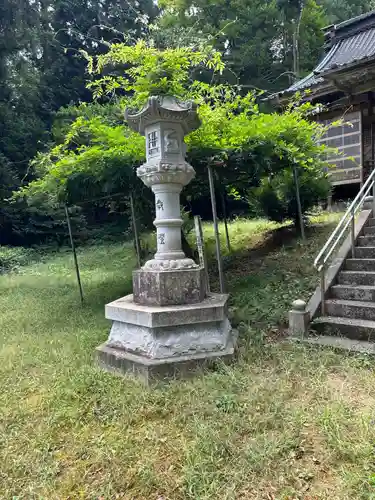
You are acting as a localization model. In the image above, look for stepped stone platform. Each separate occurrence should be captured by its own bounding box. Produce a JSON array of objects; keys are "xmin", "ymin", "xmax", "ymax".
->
[{"xmin": 97, "ymin": 294, "xmax": 237, "ymax": 383}]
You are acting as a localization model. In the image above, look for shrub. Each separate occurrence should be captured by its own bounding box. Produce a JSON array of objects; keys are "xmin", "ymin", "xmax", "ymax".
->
[
  {"xmin": 249, "ymin": 167, "xmax": 331, "ymax": 228},
  {"xmin": 0, "ymin": 246, "xmax": 40, "ymax": 273}
]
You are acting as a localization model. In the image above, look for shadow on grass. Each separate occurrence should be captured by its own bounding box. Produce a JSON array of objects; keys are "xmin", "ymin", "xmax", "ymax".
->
[
  {"xmin": 80, "ymin": 275, "xmax": 133, "ymax": 310},
  {"xmin": 209, "ymin": 226, "xmax": 298, "ymax": 278},
  {"xmin": 218, "ymin": 223, "xmax": 330, "ymax": 273}
]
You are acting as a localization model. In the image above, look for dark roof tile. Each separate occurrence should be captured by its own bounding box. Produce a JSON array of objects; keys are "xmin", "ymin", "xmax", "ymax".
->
[
  {"xmin": 323, "ymin": 27, "xmax": 375, "ymax": 71},
  {"xmin": 285, "ymin": 23, "xmax": 375, "ymax": 93},
  {"xmin": 286, "ymin": 73, "xmax": 323, "ymax": 92},
  {"xmin": 336, "ymin": 10, "xmax": 375, "ymax": 32}
]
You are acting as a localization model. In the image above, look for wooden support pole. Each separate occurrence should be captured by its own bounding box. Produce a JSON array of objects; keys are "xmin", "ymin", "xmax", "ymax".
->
[
  {"xmin": 194, "ymin": 215, "xmax": 210, "ymax": 293},
  {"xmin": 65, "ymin": 205, "xmax": 84, "ymax": 305},
  {"xmin": 220, "ymin": 185, "xmax": 231, "ymax": 253},
  {"xmin": 215, "ymin": 170, "xmax": 231, "ymax": 252},
  {"xmin": 130, "ymin": 193, "xmax": 141, "ymax": 268},
  {"xmin": 293, "ymin": 165, "xmax": 306, "ymax": 242},
  {"xmin": 208, "ymin": 165, "xmax": 226, "ymax": 293}
]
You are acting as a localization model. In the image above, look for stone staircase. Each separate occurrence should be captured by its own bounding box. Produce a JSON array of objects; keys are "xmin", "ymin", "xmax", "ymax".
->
[{"xmin": 313, "ymin": 216, "xmax": 375, "ymax": 343}]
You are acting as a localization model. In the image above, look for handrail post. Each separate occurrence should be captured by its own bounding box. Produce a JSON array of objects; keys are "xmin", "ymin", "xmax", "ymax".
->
[
  {"xmin": 372, "ymin": 178, "xmax": 375, "ymax": 216},
  {"xmin": 320, "ymin": 268, "xmax": 325, "ymax": 316},
  {"xmin": 351, "ymin": 207, "xmax": 355, "ymax": 259}
]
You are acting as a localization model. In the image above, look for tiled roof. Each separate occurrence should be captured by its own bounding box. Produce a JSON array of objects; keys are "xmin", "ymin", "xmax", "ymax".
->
[
  {"xmin": 323, "ymin": 26, "xmax": 375, "ymax": 72},
  {"xmin": 284, "ymin": 10, "xmax": 375, "ymax": 94},
  {"xmin": 335, "ymin": 10, "xmax": 375, "ymax": 31},
  {"xmin": 286, "ymin": 73, "xmax": 323, "ymax": 92},
  {"xmin": 286, "ymin": 47, "xmax": 336, "ymax": 91}
]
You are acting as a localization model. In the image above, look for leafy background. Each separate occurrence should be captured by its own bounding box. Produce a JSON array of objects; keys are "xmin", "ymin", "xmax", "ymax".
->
[{"xmin": 1, "ymin": 0, "xmax": 373, "ymax": 245}]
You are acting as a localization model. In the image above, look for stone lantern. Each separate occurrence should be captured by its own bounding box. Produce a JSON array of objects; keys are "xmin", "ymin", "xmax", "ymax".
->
[
  {"xmin": 96, "ymin": 96, "xmax": 237, "ymax": 382},
  {"xmin": 127, "ymin": 96, "xmax": 205, "ymax": 305}
]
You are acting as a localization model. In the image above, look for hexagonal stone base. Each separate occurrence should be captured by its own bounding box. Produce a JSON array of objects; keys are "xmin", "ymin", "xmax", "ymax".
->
[
  {"xmin": 96, "ymin": 331, "xmax": 237, "ymax": 384},
  {"xmin": 133, "ymin": 267, "xmax": 205, "ymax": 306},
  {"xmin": 97, "ymin": 293, "xmax": 237, "ymax": 383}
]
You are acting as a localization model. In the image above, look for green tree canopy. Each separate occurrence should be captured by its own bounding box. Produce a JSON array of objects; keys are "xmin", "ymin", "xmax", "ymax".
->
[
  {"xmin": 16, "ymin": 42, "xmax": 331, "ymax": 230},
  {"xmin": 318, "ymin": 0, "xmax": 375, "ymax": 23},
  {"xmin": 3, "ymin": 0, "xmax": 370, "ymax": 242},
  {"xmin": 158, "ymin": 0, "xmax": 326, "ymax": 90}
]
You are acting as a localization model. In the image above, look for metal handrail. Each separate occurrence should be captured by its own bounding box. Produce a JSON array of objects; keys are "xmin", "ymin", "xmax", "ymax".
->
[{"xmin": 314, "ymin": 169, "xmax": 375, "ymax": 316}]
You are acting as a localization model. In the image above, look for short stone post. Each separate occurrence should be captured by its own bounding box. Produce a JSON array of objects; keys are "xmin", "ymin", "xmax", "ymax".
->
[{"xmin": 289, "ymin": 299, "xmax": 310, "ymax": 337}]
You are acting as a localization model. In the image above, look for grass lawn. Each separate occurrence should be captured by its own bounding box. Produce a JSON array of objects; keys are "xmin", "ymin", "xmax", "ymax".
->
[{"xmin": 1, "ymin": 214, "xmax": 375, "ymax": 499}]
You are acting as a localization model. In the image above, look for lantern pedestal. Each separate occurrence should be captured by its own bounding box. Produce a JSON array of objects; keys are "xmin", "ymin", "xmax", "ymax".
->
[
  {"xmin": 96, "ymin": 294, "xmax": 237, "ymax": 384},
  {"xmin": 133, "ymin": 268, "xmax": 206, "ymax": 306},
  {"xmin": 96, "ymin": 96, "xmax": 237, "ymax": 382}
]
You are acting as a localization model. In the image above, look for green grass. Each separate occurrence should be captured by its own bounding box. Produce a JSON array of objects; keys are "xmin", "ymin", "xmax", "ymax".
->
[
  {"xmin": 200, "ymin": 217, "xmax": 285, "ymax": 257},
  {"xmin": 1, "ymin": 214, "xmax": 375, "ymax": 499},
  {"xmin": 0, "ymin": 246, "xmax": 43, "ymax": 273}
]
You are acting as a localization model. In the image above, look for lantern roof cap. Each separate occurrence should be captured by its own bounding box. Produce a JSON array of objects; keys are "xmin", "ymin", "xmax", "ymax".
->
[{"xmin": 125, "ymin": 95, "xmax": 200, "ymax": 136}]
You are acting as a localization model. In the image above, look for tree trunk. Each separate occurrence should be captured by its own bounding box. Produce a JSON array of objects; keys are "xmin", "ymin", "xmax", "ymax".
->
[
  {"xmin": 293, "ymin": 0, "xmax": 305, "ymax": 81},
  {"xmin": 39, "ymin": 0, "xmax": 51, "ymax": 72}
]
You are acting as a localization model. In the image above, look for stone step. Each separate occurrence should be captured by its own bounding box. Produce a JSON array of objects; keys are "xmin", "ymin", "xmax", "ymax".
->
[
  {"xmin": 364, "ymin": 225, "xmax": 375, "ymax": 235},
  {"xmin": 354, "ymin": 247, "xmax": 375, "ymax": 258},
  {"xmin": 368, "ymin": 218, "xmax": 375, "ymax": 227},
  {"xmin": 331, "ymin": 284, "xmax": 375, "ymax": 301},
  {"xmin": 292, "ymin": 331, "xmax": 375, "ymax": 352},
  {"xmin": 325, "ymin": 299, "xmax": 375, "ymax": 321},
  {"xmin": 338, "ymin": 270, "xmax": 375, "ymax": 286},
  {"xmin": 345, "ymin": 258, "xmax": 375, "ymax": 271},
  {"xmin": 357, "ymin": 236, "xmax": 375, "ymax": 247},
  {"xmin": 312, "ymin": 316, "xmax": 375, "ymax": 341}
]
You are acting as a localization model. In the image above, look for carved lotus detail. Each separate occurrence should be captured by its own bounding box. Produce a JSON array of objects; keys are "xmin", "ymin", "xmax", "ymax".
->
[
  {"xmin": 136, "ymin": 161, "xmax": 195, "ymax": 187},
  {"xmin": 142, "ymin": 258, "xmax": 199, "ymax": 271}
]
